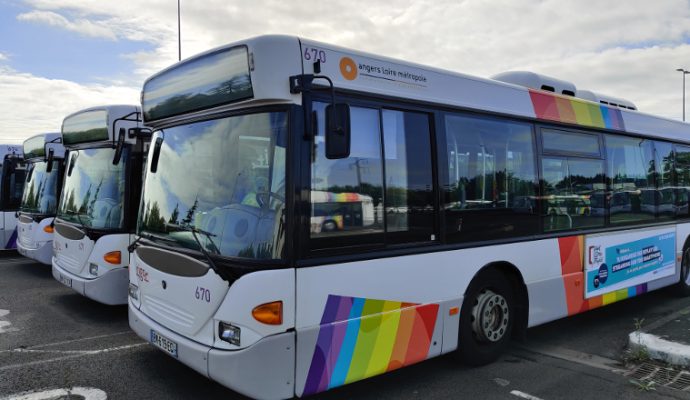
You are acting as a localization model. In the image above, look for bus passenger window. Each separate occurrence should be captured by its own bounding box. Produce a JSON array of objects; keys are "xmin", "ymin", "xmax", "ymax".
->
[
  {"xmin": 675, "ymin": 144, "xmax": 690, "ymax": 219},
  {"xmin": 310, "ymin": 103, "xmax": 384, "ymax": 246},
  {"xmin": 442, "ymin": 114, "xmax": 538, "ymax": 242},
  {"xmin": 542, "ymin": 157, "xmax": 605, "ymax": 231},
  {"xmin": 605, "ymin": 135, "xmax": 655, "ymax": 225},
  {"xmin": 655, "ymin": 141, "xmax": 675, "ymax": 221},
  {"xmin": 382, "ymin": 109, "xmax": 434, "ymax": 242}
]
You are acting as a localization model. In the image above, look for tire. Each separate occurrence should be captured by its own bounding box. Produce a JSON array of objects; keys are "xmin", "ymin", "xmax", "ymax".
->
[
  {"xmin": 456, "ymin": 268, "xmax": 515, "ymax": 366},
  {"xmin": 322, "ymin": 220, "xmax": 338, "ymax": 232},
  {"xmin": 674, "ymin": 246, "xmax": 690, "ymax": 297}
]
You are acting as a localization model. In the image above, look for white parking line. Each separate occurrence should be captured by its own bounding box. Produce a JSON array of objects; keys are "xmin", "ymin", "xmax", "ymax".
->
[
  {"xmin": 0, "ymin": 343, "xmax": 147, "ymax": 372},
  {"xmin": 0, "ymin": 309, "xmax": 17, "ymax": 334},
  {"xmin": 23, "ymin": 331, "xmax": 133, "ymax": 349},
  {"xmin": 510, "ymin": 390, "xmax": 544, "ymax": 400},
  {"xmin": 0, "ymin": 387, "xmax": 107, "ymax": 400},
  {"xmin": 0, "ymin": 331, "xmax": 137, "ymax": 353}
]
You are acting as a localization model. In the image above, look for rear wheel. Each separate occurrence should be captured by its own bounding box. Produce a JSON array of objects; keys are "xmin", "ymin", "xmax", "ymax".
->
[
  {"xmin": 456, "ymin": 268, "xmax": 515, "ymax": 366},
  {"xmin": 675, "ymin": 246, "xmax": 690, "ymax": 297}
]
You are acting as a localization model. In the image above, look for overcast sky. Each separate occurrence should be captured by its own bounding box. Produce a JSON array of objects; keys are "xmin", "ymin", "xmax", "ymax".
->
[{"xmin": 1, "ymin": 0, "xmax": 690, "ymax": 142}]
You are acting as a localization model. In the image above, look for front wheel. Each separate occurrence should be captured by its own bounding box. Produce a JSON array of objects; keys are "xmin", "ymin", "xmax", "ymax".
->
[
  {"xmin": 674, "ymin": 247, "xmax": 690, "ymax": 297},
  {"xmin": 456, "ymin": 269, "xmax": 515, "ymax": 366}
]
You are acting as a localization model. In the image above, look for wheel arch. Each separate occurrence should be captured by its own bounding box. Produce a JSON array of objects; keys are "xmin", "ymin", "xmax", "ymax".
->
[{"xmin": 467, "ymin": 261, "xmax": 529, "ymax": 341}]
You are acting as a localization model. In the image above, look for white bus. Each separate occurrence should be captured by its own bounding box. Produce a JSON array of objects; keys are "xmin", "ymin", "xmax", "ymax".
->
[
  {"xmin": 52, "ymin": 105, "xmax": 149, "ymax": 305},
  {"xmin": 0, "ymin": 144, "xmax": 25, "ymax": 251},
  {"xmin": 16, "ymin": 133, "xmax": 66, "ymax": 264},
  {"xmin": 128, "ymin": 35, "xmax": 690, "ymax": 399}
]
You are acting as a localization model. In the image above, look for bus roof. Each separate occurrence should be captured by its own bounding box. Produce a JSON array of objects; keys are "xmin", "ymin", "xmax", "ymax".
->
[
  {"xmin": 143, "ymin": 35, "xmax": 690, "ymax": 143},
  {"xmin": 62, "ymin": 105, "xmax": 142, "ymax": 148}
]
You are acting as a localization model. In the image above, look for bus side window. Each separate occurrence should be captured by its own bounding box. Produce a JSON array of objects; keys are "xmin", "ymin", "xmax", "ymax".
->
[
  {"xmin": 442, "ymin": 114, "xmax": 538, "ymax": 243},
  {"xmin": 310, "ymin": 102, "xmax": 384, "ymax": 248},
  {"xmin": 674, "ymin": 144, "xmax": 690, "ymax": 219},
  {"xmin": 381, "ymin": 109, "xmax": 435, "ymax": 243},
  {"xmin": 605, "ymin": 135, "xmax": 655, "ymax": 225}
]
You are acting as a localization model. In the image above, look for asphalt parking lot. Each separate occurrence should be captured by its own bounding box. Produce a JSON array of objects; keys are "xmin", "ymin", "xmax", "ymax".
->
[{"xmin": 2, "ymin": 254, "xmax": 690, "ymax": 400}]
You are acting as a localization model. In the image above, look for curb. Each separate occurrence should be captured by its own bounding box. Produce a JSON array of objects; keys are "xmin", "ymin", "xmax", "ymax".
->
[{"xmin": 628, "ymin": 331, "xmax": 690, "ymax": 367}]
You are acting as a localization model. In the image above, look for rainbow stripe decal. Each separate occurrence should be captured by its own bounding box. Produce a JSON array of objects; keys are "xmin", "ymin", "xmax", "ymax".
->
[
  {"xmin": 529, "ymin": 89, "xmax": 626, "ymax": 131},
  {"xmin": 4, "ymin": 227, "xmax": 17, "ymax": 249},
  {"xmin": 558, "ymin": 235, "xmax": 647, "ymax": 315},
  {"xmin": 303, "ymin": 295, "xmax": 439, "ymax": 395}
]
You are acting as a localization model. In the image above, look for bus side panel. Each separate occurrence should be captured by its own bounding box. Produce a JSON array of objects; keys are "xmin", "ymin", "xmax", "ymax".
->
[
  {"xmin": 2, "ymin": 211, "xmax": 18, "ymax": 249},
  {"xmin": 553, "ymin": 226, "xmax": 682, "ymax": 321},
  {"xmin": 294, "ymin": 239, "xmax": 566, "ymax": 396}
]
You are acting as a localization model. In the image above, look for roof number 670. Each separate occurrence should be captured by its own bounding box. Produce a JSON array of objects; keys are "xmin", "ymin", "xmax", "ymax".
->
[
  {"xmin": 303, "ymin": 47, "xmax": 326, "ymax": 63},
  {"xmin": 195, "ymin": 286, "xmax": 211, "ymax": 303}
]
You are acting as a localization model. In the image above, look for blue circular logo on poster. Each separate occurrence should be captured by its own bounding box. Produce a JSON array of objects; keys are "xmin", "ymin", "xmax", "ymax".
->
[{"xmin": 593, "ymin": 263, "xmax": 609, "ymax": 288}]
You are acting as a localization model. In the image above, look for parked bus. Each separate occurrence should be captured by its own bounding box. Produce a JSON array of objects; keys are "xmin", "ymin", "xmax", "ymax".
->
[
  {"xmin": 16, "ymin": 133, "xmax": 65, "ymax": 264},
  {"xmin": 53, "ymin": 105, "xmax": 149, "ymax": 305},
  {"xmin": 0, "ymin": 144, "xmax": 25, "ymax": 250},
  {"xmin": 310, "ymin": 190, "xmax": 376, "ymax": 234},
  {"xmin": 128, "ymin": 36, "xmax": 690, "ymax": 399}
]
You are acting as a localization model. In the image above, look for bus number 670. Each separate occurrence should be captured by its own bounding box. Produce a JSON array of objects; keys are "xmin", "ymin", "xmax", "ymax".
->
[{"xmin": 195, "ymin": 286, "xmax": 211, "ymax": 303}]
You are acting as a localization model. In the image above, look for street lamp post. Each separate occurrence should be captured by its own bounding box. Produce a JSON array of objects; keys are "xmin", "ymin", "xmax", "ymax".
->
[
  {"xmin": 677, "ymin": 68, "xmax": 690, "ymax": 121},
  {"xmin": 177, "ymin": 0, "xmax": 181, "ymax": 61}
]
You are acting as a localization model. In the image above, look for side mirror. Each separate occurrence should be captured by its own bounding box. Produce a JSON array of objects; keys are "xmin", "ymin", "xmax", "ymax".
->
[
  {"xmin": 325, "ymin": 103, "xmax": 351, "ymax": 159},
  {"xmin": 150, "ymin": 137, "xmax": 163, "ymax": 173},
  {"xmin": 46, "ymin": 148, "xmax": 54, "ymax": 173},
  {"xmin": 113, "ymin": 128, "xmax": 126, "ymax": 165},
  {"xmin": 67, "ymin": 153, "xmax": 78, "ymax": 177}
]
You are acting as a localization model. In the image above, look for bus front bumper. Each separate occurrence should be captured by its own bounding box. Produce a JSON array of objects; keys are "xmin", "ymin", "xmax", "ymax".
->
[
  {"xmin": 17, "ymin": 240, "xmax": 52, "ymax": 265},
  {"xmin": 52, "ymin": 262, "xmax": 128, "ymax": 305},
  {"xmin": 129, "ymin": 301, "xmax": 295, "ymax": 400}
]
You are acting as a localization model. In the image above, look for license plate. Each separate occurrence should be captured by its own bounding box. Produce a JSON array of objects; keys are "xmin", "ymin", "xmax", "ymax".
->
[
  {"xmin": 58, "ymin": 273, "xmax": 72, "ymax": 287},
  {"xmin": 150, "ymin": 329, "xmax": 178, "ymax": 358}
]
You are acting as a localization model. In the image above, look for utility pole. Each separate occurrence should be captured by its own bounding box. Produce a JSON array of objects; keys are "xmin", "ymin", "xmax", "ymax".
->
[
  {"xmin": 177, "ymin": 0, "xmax": 181, "ymax": 61},
  {"xmin": 677, "ymin": 68, "xmax": 689, "ymax": 121}
]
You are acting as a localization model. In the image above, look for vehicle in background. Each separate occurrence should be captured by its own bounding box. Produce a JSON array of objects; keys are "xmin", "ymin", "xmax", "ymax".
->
[
  {"xmin": 0, "ymin": 144, "xmax": 25, "ymax": 250},
  {"xmin": 16, "ymin": 133, "xmax": 65, "ymax": 264},
  {"xmin": 52, "ymin": 105, "xmax": 150, "ymax": 305}
]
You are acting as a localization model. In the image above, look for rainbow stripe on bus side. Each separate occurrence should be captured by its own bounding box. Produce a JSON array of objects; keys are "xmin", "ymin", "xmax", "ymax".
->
[
  {"xmin": 529, "ymin": 89, "xmax": 626, "ymax": 131},
  {"xmin": 303, "ymin": 295, "xmax": 439, "ymax": 395}
]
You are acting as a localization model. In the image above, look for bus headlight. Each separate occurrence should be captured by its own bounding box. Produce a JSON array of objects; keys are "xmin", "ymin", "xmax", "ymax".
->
[
  {"xmin": 89, "ymin": 263, "xmax": 99, "ymax": 276},
  {"xmin": 218, "ymin": 322, "xmax": 240, "ymax": 346},
  {"xmin": 128, "ymin": 283, "xmax": 139, "ymax": 300}
]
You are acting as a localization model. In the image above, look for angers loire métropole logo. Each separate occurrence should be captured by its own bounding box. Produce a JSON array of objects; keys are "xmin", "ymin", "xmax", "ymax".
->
[
  {"xmin": 339, "ymin": 57, "xmax": 358, "ymax": 81},
  {"xmin": 338, "ymin": 56, "xmax": 428, "ymax": 87}
]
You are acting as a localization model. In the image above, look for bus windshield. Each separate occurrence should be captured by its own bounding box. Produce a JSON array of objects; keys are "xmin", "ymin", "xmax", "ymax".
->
[
  {"xmin": 20, "ymin": 160, "xmax": 60, "ymax": 215},
  {"xmin": 139, "ymin": 111, "xmax": 287, "ymax": 260},
  {"xmin": 58, "ymin": 147, "xmax": 128, "ymax": 230}
]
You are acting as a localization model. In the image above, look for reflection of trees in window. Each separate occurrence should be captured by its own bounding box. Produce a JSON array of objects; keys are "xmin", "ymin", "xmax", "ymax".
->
[{"xmin": 141, "ymin": 201, "xmax": 166, "ymax": 232}]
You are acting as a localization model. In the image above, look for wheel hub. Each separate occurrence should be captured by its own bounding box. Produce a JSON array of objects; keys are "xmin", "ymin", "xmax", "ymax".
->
[{"xmin": 471, "ymin": 289, "xmax": 509, "ymax": 343}]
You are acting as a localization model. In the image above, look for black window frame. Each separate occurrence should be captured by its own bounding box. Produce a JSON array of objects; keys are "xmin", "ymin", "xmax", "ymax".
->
[{"xmin": 303, "ymin": 94, "xmax": 441, "ymax": 258}]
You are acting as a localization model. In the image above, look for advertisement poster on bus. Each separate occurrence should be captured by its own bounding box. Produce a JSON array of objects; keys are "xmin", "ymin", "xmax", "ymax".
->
[{"xmin": 585, "ymin": 228, "xmax": 676, "ymax": 298}]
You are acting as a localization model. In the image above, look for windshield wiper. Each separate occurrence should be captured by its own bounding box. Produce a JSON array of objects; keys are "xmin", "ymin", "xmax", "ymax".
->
[
  {"xmin": 128, "ymin": 231, "xmax": 176, "ymax": 252},
  {"xmin": 164, "ymin": 222, "xmax": 234, "ymax": 282},
  {"xmin": 63, "ymin": 209, "xmax": 87, "ymax": 230}
]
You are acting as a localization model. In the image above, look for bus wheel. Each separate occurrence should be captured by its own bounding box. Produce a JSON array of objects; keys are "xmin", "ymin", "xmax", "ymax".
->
[
  {"xmin": 675, "ymin": 246, "xmax": 690, "ymax": 297},
  {"xmin": 456, "ymin": 268, "xmax": 514, "ymax": 366},
  {"xmin": 322, "ymin": 221, "xmax": 338, "ymax": 232}
]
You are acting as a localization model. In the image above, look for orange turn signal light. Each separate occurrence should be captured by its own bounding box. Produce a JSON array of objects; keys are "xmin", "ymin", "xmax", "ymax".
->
[
  {"xmin": 103, "ymin": 251, "xmax": 121, "ymax": 265},
  {"xmin": 449, "ymin": 306, "xmax": 460, "ymax": 316},
  {"xmin": 252, "ymin": 301, "xmax": 283, "ymax": 325},
  {"xmin": 43, "ymin": 225, "xmax": 54, "ymax": 233}
]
